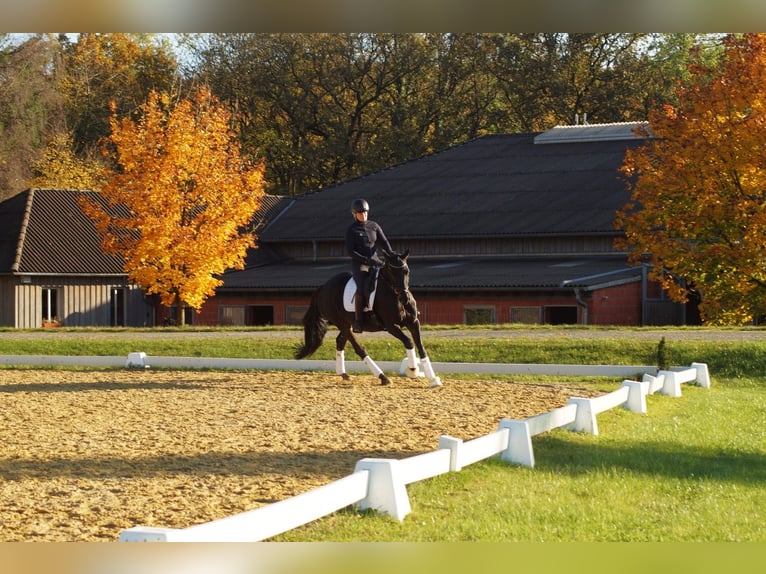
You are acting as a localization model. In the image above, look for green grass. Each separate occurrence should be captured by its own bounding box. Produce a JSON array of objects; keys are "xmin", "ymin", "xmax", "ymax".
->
[
  {"xmin": 271, "ymin": 384, "xmax": 766, "ymax": 541},
  {"xmin": 3, "ymin": 326, "xmax": 766, "ymax": 379}
]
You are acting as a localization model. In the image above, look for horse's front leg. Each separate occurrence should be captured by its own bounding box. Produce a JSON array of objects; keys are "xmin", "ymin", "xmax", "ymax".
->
[
  {"xmin": 407, "ymin": 319, "xmax": 442, "ymax": 388},
  {"xmin": 343, "ymin": 327, "xmax": 391, "ymax": 386},
  {"xmin": 383, "ymin": 324, "xmax": 421, "ymax": 379},
  {"xmin": 335, "ymin": 331, "xmax": 350, "ymax": 380}
]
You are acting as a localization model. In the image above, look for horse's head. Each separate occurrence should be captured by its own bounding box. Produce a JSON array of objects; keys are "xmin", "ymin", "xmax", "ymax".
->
[{"xmin": 381, "ymin": 248, "xmax": 411, "ymax": 303}]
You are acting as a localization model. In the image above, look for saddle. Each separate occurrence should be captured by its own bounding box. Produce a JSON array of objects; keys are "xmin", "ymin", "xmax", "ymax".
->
[{"xmin": 343, "ymin": 276, "xmax": 377, "ymax": 313}]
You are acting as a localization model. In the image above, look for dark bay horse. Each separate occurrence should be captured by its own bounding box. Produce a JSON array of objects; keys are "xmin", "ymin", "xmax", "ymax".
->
[{"xmin": 294, "ymin": 249, "xmax": 442, "ymax": 387}]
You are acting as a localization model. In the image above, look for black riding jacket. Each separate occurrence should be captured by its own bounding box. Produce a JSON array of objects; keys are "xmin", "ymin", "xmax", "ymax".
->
[{"xmin": 345, "ymin": 220, "xmax": 394, "ymax": 268}]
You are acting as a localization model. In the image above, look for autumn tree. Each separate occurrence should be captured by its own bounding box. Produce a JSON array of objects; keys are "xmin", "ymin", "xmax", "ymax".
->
[
  {"xmin": 31, "ymin": 131, "xmax": 107, "ymax": 189},
  {"xmin": 83, "ymin": 87, "xmax": 265, "ymax": 324},
  {"xmin": 58, "ymin": 33, "xmax": 178, "ymax": 156},
  {"xmin": 615, "ymin": 33, "xmax": 766, "ymax": 325}
]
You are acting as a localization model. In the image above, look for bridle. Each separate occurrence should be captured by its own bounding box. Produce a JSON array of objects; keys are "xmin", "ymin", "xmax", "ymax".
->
[{"xmin": 380, "ymin": 255, "xmax": 412, "ymax": 309}]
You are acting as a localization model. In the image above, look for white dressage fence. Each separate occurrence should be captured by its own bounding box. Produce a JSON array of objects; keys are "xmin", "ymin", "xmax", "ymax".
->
[{"xmin": 110, "ymin": 356, "xmax": 710, "ymax": 543}]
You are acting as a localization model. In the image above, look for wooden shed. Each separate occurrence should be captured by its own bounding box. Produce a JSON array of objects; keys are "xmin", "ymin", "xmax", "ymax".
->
[{"xmin": 0, "ymin": 188, "xmax": 153, "ymax": 328}]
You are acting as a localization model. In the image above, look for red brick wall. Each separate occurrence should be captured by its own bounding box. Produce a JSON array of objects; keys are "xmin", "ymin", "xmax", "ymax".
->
[
  {"xmin": 587, "ymin": 282, "xmax": 643, "ymax": 325},
  {"xmin": 162, "ymin": 282, "xmax": 648, "ymax": 327}
]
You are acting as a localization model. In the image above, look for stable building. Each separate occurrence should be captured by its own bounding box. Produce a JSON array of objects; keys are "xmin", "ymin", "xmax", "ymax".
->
[
  {"xmin": 201, "ymin": 122, "xmax": 692, "ymax": 327},
  {"xmin": 0, "ymin": 123, "xmax": 693, "ymax": 329},
  {"xmin": 0, "ymin": 188, "xmax": 152, "ymax": 328}
]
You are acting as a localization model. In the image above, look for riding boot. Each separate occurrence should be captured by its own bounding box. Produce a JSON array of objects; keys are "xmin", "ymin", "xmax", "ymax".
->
[{"xmin": 353, "ymin": 293, "xmax": 365, "ymax": 333}]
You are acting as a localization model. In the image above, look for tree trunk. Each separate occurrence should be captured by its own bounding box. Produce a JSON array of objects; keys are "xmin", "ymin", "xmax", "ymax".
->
[{"xmin": 174, "ymin": 294, "xmax": 185, "ymax": 326}]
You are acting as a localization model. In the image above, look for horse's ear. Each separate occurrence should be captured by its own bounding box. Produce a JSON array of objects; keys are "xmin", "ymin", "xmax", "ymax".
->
[{"xmin": 401, "ymin": 248, "xmax": 410, "ymax": 260}]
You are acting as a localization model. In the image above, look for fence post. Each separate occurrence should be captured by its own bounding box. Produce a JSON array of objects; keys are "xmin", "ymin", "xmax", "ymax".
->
[
  {"xmin": 691, "ymin": 362, "xmax": 711, "ymax": 388},
  {"xmin": 353, "ymin": 458, "xmax": 411, "ymax": 521},
  {"xmin": 567, "ymin": 397, "xmax": 597, "ymax": 434},
  {"xmin": 658, "ymin": 370, "xmax": 682, "ymax": 397},
  {"xmin": 621, "ymin": 379, "xmax": 649, "ymax": 413},
  {"xmin": 498, "ymin": 419, "xmax": 535, "ymax": 468},
  {"xmin": 438, "ymin": 435, "xmax": 463, "ymax": 471}
]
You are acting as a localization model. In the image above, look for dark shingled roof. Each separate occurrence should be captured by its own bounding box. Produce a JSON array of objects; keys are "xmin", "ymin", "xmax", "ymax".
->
[
  {"xmin": 259, "ymin": 130, "xmax": 645, "ymax": 243},
  {"xmin": 0, "ymin": 188, "xmax": 126, "ymax": 275},
  {"xmin": 220, "ymin": 255, "xmax": 642, "ymax": 292},
  {"xmin": 0, "ymin": 188, "xmax": 287, "ymax": 277}
]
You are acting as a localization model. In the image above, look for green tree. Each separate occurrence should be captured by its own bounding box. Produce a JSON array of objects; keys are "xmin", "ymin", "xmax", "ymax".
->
[
  {"xmin": 615, "ymin": 33, "xmax": 766, "ymax": 325},
  {"xmin": 0, "ymin": 35, "xmax": 66, "ymax": 199}
]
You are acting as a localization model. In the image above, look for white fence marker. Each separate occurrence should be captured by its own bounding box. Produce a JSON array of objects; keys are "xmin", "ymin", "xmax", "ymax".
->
[
  {"xmin": 438, "ymin": 435, "xmax": 463, "ymax": 471},
  {"xmin": 125, "ymin": 352, "xmax": 147, "ymax": 368},
  {"xmin": 568, "ymin": 386, "xmax": 630, "ymax": 435},
  {"xmin": 692, "ymin": 362, "xmax": 711, "ymax": 388},
  {"xmin": 499, "ymin": 419, "xmax": 535, "ymax": 467},
  {"xmin": 353, "ymin": 458, "xmax": 411, "ymax": 521},
  {"xmin": 499, "ymin": 403, "xmax": 578, "ymax": 468},
  {"xmin": 621, "ymin": 379, "xmax": 650, "ymax": 414}
]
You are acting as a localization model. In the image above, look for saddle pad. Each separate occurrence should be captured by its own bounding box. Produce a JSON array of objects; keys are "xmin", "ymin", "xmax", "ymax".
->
[{"xmin": 342, "ymin": 277, "xmax": 377, "ymax": 313}]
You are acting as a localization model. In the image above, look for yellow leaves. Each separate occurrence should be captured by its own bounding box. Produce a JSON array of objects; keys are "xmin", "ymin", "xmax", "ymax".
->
[
  {"xmin": 92, "ymin": 87, "xmax": 266, "ymax": 317},
  {"xmin": 31, "ymin": 132, "xmax": 107, "ymax": 190}
]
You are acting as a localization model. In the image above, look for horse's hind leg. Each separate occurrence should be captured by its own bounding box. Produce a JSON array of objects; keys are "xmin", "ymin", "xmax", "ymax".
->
[
  {"xmin": 335, "ymin": 331, "xmax": 351, "ymax": 380},
  {"xmin": 343, "ymin": 327, "xmax": 391, "ymax": 386}
]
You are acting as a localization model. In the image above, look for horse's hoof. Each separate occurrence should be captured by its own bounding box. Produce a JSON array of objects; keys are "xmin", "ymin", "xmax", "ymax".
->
[
  {"xmin": 340, "ymin": 373, "xmax": 350, "ymax": 381},
  {"xmin": 379, "ymin": 374, "xmax": 391, "ymax": 386},
  {"xmin": 428, "ymin": 378, "xmax": 443, "ymax": 388}
]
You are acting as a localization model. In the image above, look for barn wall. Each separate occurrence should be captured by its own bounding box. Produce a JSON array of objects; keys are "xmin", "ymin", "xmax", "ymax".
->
[
  {"xmin": 169, "ymin": 292, "xmax": 312, "ymax": 327},
  {"xmin": 587, "ymin": 282, "xmax": 643, "ymax": 325},
  {"xmin": 414, "ymin": 291, "xmax": 583, "ymax": 325},
  {"xmin": 11, "ymin": 276, "xmax": 151, "ymax": 328},
  {"xmin": 0, "ymin": 276, "xmax": 16, "ymax": 326},
  {"xmin": 194, "ymin": 287, "xmax": 643, "ymax": 327},
  {"xmin": 190, "ymin": 281, "xmax": 659, "ymax": 328}
]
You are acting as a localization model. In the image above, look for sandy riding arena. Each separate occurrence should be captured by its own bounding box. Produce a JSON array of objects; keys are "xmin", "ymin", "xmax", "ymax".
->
[{"xmin": 0, "ymin": 368, "xmax": 603, "ymax": 542}]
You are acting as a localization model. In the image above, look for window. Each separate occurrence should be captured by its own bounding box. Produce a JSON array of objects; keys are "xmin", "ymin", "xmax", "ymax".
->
[
  {"xmin": 41, "ymin": 288, "xmax": 59, "ymax": 323},
  {"xmin": 246, "ymin": 305, "xmax": 274, "ymax": 326},
  {"xmin": 110, "ymin": 288, "xmax": 125, "ymax": 326},
  {"xmin": 286, "ymin": 305, "xmax": 308, "ymax": 326},
  {"xmin": 544, "ymin": 306, "xmax": 578, "ymax": 325},
  {"xmin": 464, "ymin": 305, "xmax": 495, "ymax": 325},
  {"xmin": 220, "ymin": 306, "xmax": 245, "ymax": 326},
  {"xmin": 511, "ymin": 306, "xmax": 542, "ymax": 324},
  {"xmin": 219, "ymin": 305, "xmax": 275, "ymax": 326}
]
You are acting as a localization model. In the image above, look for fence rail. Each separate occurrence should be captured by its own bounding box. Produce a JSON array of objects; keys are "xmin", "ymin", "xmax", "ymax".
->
[{"xmin": 113, "ymin": 357, "xmax": 709, "ymax": 542}]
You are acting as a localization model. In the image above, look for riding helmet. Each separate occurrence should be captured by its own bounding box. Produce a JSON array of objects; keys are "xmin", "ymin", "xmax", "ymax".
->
[{"xmin": 351, "ymin": 198, "xmax": 369, "ymax": 215}]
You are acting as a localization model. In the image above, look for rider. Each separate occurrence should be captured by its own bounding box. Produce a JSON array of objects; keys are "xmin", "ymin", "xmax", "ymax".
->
[{"xmin": 345, "ymin": 198, "xmax": 395, "ymax": 333}]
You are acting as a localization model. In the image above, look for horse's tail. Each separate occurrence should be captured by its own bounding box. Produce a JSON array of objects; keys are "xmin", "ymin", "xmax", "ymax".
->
[{"xmin": 294, "ymin": 289, "xmax": 328, "ymax": 359}]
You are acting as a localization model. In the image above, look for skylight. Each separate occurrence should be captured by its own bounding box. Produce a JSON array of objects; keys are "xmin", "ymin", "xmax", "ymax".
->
[{"xmin": 534, "ymin": 122, "xmax": 651, "ymax": 144}]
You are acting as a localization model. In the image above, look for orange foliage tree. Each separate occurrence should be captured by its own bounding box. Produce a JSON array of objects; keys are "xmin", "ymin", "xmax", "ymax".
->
[
  {"xmin": 32, "ymin": 131, "xmax": 107, "ymax": 190},
  {"xmin": 616, "ymin": 33, "xmax": 766, "ymax": 325},
  {"xmin": 83, "ymin": 87, "xmax": 265, "ymax": 324}
]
